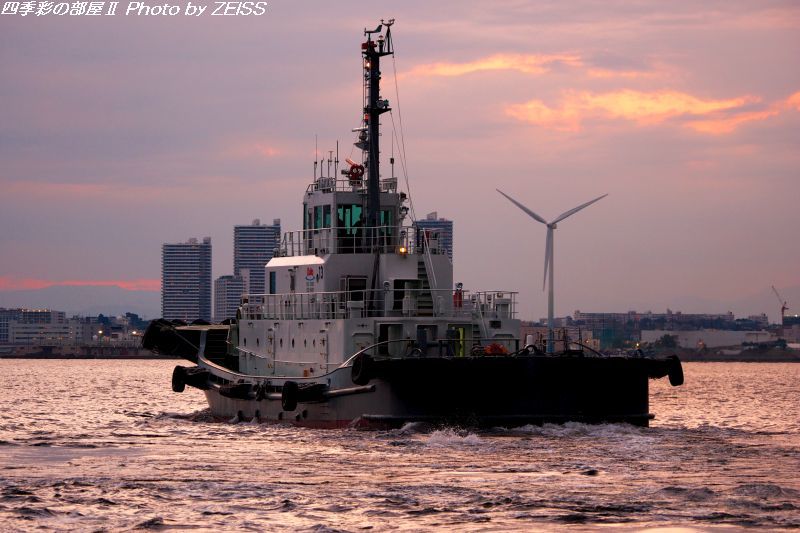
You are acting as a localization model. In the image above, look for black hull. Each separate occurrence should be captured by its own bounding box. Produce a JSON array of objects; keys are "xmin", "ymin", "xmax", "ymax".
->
[
  {"xmin": 363, "ymin": 356, "xmax": 667, "ymax": 427},
  {"xmin": 146, "ymin": 320, "xmax": 683, "ymax": 428},
  {"xmin": 182, "ymin": 354, "xmax": 680, "ymax": 428}
]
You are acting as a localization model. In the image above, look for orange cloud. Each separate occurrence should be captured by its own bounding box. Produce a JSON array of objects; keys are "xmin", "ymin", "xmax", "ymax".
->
[
  {"xmin": 687, "ymin": 91, "xmax": 800, "ymax": 134},
  {"xmin": 221, "ymin": 140, "xmax": 282, "ymax": 159},
  {"xmin": 405, "ymin": 53, "xmax": 583, "ymax": 77},
  {"xmin": 0, "ymin": 276, "xmax": 159, "ymax": 292},
  {"xmin": 586, "ymin": 68, "xmax": 646, "ymax": 79},
  {"xmin": 787, "ymin": 91, "xmax": 800, "ymax": 110},
  {"xmin": 505, "ymin": 89, "xmax": 800, "ymax": 133}
]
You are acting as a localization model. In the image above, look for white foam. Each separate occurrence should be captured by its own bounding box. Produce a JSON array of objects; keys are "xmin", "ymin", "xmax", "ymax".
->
[
  {"xmin": 513, "ymin": 422, "xmax": 644, "ymax": 438},
  {"xmin": 425, "ymin": 428, "xmax": 482, "ymax": 447}
]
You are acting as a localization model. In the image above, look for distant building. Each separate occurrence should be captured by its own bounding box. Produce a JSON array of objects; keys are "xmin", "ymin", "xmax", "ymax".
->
[
  {"xmin": 161, "ymin": 237, "xmax": 212, "ymax": 322},
  {"xmin": 784, "ymin": 314, "xmax": 800, "ymax": 328},
  {"xmin": 234, "ymin": 219, "xmax": 281, "ymax": 296},
  {"xmin": 1, "ymin": 309, "xmax": 149, "ymax": 346},
  {"xmin": 0, "ymin": 308, "xmax": 22, "ymax": 343},
  {"xmin": 0, "ymin": 309, "xmax": 82, "ymax": 345},
  {"xmin": 782, "ymin": 314, "xmax": 800, "ymax": 343},
  {"xmin": 214, "ymin": 275, "xmax": 245, "ymax": 321},
  {"xmin": 747, "ymin": 314, "xmax": 769, "ymax": 329},
  {"xmin": 415, "ymin": 212, "xmax": 453, "ymax": 261},
  {"xmin": 641, "ymin": 329, "xmax": 777, "ymax": 349}
]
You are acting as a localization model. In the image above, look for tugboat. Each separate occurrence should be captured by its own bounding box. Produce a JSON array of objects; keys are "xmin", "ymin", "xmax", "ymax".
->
[{"xmin": 143, "ymin": 20, "xmax": 683, "ymax": 428}]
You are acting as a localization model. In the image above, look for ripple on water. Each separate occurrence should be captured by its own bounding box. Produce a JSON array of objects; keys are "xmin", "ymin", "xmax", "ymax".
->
[{"xmin": 0, "ymin": 360, "xmax": 798, "ymax": 530}]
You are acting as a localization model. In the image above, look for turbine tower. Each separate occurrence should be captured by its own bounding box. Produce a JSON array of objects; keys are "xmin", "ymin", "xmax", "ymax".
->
[{"xmin": 497, "ymin": 190, "xmax": 608, "ymax": 353}]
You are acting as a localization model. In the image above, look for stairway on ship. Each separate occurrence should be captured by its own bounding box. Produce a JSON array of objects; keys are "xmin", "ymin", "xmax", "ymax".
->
[
  {"xmin": 204, "ymin": 327, "xmax": 234, "ymax": 369},
  {"xmin": 417, "ymin": 258, "xmax": 434, "ymax": 317}
]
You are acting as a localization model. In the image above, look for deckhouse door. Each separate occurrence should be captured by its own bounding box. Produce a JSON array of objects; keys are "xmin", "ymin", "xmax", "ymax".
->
[{"xmin": 267, "ymin": 327, "xmax": 276, "ymax": 375}]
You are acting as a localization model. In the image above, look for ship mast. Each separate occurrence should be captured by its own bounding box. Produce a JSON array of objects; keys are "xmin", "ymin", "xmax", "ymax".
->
[{"xmin": 361, "ymin": 19, "xmax": 394, "ymax": 250}]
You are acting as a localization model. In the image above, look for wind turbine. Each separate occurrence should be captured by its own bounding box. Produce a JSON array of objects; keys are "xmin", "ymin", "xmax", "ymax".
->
[{"xmin": 497, "ymin": 190, "xmax": 608, "ymax": 353}]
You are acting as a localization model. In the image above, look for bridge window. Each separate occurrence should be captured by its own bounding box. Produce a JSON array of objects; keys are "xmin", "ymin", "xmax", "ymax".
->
[{"xmin": 337, "ymin": 204, "xmax": 364, "ymax": 253}]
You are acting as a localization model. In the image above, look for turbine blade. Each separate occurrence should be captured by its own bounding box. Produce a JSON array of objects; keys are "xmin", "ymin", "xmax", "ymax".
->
[
  {"xmin": 543, "ymin": 227, "xmax": 552, "ymax": 291},
  {"xmin": 552, "ymin": 194, "xmax": 608, "ymax": 224},
  {"xmin": 496, "ymin": 189, "xmax": 547, "ymax": 224}
]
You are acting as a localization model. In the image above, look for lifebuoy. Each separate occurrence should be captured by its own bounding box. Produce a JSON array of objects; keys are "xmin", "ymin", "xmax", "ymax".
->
[
  {"xmin": 351, "ymin": 352, "xmax": 373, "ymax": 385},
  {"xmin": 484, "ymin": 343, "xmax": 509, "ymax": 355},
  {"xmin": 348, "ymin": 164, "xmax": 365, "ymax": 183},
  {"xmin": 172, "ymin": 366, "xmax": 187, "ymax": 393},
  {"xmin": 281, "ymin": 381, "xmax": 299, "ymax": 411}
]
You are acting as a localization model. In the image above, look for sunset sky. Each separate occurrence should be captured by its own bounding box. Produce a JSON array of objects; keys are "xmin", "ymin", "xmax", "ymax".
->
[{"xmin": 1, "ymin": 0, "xmax": 798, "ymax": 321}]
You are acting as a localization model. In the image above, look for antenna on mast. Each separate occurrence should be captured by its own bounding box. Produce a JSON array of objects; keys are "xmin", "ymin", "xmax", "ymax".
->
[
  {"xmin": 361, "ymin": 18, "xmax": 395, "ymax": 249},
  {"xmin": 391, "ymin": 131, "xmax": 395, "ymax": 179},
  {"xmin": 314, "ymin": 134, "xmax": 318, "ymax": 179}
]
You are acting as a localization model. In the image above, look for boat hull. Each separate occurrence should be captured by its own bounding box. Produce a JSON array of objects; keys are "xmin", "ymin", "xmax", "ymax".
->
[{"xmin": 192, "ymin": 355, "xmax": 677, "ymax": 428}]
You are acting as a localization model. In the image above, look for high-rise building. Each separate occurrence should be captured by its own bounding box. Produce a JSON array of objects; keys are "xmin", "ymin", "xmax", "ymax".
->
[
  {"xmin": 214, "ymin": 275, "xmax": 245, "ymax": 321},
  {"xmin": 234, "ymin": 218, "xmax": 281, "ymax": 295},
  {"xmin": 161, "ymin": 237, "xmax": 212, "ymax": 321},
  {"xmin": 415, "ymin": 212, "xmax": 454, "ymax": 261}
]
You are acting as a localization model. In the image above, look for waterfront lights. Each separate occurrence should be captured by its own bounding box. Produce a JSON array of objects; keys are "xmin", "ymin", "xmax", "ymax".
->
[{"xmin": 398, "ymin": 246, "xmax": 408, "ymax": 255}]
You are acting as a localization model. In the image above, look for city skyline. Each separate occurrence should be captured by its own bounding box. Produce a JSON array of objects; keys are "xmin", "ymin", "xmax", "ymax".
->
[{"xmin": 1, "ymin": 1, "xmax": 798, "ymax": 323}]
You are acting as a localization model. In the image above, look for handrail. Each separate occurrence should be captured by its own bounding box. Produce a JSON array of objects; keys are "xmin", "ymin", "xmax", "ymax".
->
[
  {"xmin": 239, "ymin": 289, "xmax": 519, "ymax": 320},
  {"xmin": 305, "ymin": 177, "xmax": 399, "ymax": 194},
  {"xmin": 276, "ymin": 224, "xmax": 444, "ymax": 257}
]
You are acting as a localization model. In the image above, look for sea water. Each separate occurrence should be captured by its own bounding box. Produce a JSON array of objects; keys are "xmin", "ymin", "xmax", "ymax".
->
[{"xmin": 0, "ymin": 360, "xmax": 797, "ymax": 530}]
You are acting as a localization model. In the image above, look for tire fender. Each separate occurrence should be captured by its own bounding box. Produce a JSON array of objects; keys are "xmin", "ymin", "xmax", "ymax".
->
[
  {"xmin": 172, "ymin": 366, "xmax": 187, "ymax": 393},
  {"xmin": 281, "ymin": 381, "xmax": 299, "ymax": 411}
]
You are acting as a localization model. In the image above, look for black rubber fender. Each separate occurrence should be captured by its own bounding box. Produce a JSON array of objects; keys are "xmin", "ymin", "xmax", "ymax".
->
[
  {"xmin": 282, "ymin": 381, "xmax": 299, "ymax": 411},
  {"xmin": 351, "ymin": 353, "xmax": 373, "ymax": 385},
  {"xmin": 667, "ymin": 354, "xmax": 684, "ymax": 386},
  {"xmin": 172, "ymin": 365, "xmax": 187, "ymax": 393}
]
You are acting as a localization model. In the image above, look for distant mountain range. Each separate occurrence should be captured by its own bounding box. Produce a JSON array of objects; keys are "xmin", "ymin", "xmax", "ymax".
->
[{"xmin": 0, "ymin": 285, "xmax": 160, "ymax": 318}]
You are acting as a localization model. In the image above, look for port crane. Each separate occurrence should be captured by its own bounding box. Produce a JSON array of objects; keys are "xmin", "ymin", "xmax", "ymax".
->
[{"xmin": 772, "ymin": 285, "xmax": 789, "ymax": 323}]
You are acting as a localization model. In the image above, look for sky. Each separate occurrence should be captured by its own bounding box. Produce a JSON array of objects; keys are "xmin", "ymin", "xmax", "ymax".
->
[{"xmin": 1, "ymin": 0, "xmax": 799, "ymax": 321}]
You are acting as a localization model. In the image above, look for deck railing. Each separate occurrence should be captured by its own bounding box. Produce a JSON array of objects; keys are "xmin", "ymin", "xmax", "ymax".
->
[
  {"xmin": 278, "ymin": 224, "xmax": 444, "ymax": 257},
  {"xmin": 239, "ymin": 289, "xmax": 518, "ymax": 321},
  {"xmin": 306, "ymin": 177, "xmax": 398, "ymax": 194}
]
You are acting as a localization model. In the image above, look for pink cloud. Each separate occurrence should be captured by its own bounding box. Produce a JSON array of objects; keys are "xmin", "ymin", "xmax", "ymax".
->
[{"xmin": 0, "ymin": 276, "xmax": 159, "ymax": 292}]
